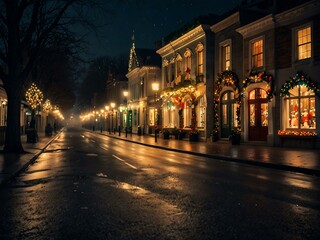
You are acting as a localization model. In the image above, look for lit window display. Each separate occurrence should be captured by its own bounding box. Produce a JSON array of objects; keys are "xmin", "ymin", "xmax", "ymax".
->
[
  {"xmin": 196, "ymin": 97, "xmax": 205, "ymax": 128},
  {"xmin": 286, "ymin": 85, "xmax": 316, "ymax": 129}
]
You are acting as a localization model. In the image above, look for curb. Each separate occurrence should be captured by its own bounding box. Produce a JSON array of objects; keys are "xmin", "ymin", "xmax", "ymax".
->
[
  {"xmin": 0, "ymin": 130, "xmax": 63, "ymax": 187},
  {"xmin": 98, "ymin": 132, "xmax": 320, "ymax": 177}
]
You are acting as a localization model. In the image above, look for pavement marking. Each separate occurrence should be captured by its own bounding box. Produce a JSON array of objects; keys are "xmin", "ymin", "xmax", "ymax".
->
[
  {"xmin": 113, "ymin": 154, "xmax": 138, "ymax": 170},
  {"xmin": 100, "ymin": 145, "xmax": 109, "ymax": 151}
]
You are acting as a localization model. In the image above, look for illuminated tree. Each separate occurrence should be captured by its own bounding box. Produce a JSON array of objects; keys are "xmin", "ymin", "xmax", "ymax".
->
[
  {"xmin": 0, "ymin": 0, "xmax": 108, "ymax": 153},
  {"xmin": 25, "ymin": 83, "xmax": 44, "ymax": 111}
]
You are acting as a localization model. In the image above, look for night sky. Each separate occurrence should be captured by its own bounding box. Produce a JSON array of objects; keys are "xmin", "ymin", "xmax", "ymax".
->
[{"xmin": 82, "ymin": 0, "xmax": 241, "ymax": 59}]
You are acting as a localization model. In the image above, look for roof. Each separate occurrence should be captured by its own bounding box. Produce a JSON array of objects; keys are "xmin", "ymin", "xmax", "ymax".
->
[{"xmin": 128, "ymin": 45, "xmax": 161, "ymax": 72}]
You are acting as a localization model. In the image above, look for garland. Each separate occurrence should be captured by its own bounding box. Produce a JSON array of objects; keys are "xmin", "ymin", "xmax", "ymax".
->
[
  {"xmin": 242, "ymin": 71, "xmax": 274, "ymax": 100},
  {"xmin": 280, "ymin": 71, "xmax": 320, "ymax": 97},
  {"xmin": 214, "ymin": 70, "xmax": 241, "ymax": 133},
  {"xmin": 215, "ymin": 70, "xmax": 240, "ymax": 100}
]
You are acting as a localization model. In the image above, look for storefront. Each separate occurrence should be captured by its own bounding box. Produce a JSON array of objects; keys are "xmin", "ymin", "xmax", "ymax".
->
[
  {"xmin": 278, "ymin": 71, "xmax": 319, "ymax": 148},
  {"xmin": 242, "ymin": 71, "xmax": 274, "ymax": 142},
  {"xmin": 214, "ymin": 70, "xmax": 241, "ymax": 139}
]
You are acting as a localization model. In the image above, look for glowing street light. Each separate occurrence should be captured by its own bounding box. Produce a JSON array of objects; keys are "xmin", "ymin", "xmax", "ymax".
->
[{"xmin": 152, "ymin": 82, "xmax": 159, "ymax": 143}]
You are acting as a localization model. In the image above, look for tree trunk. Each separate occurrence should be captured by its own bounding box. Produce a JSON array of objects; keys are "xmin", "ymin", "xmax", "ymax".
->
[{"xmin": 3, "ymin": 91, "xmax": 25, "ymax": 153}]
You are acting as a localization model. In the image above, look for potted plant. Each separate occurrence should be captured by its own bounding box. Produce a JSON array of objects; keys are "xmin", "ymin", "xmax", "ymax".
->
[
  {"xmin": 162, "ymin": 129, "xmax": 170, "ymax": 139},
  {"xmin": 172, "ymin": 127, "xmax": 180, "ymax": 139},
  {"xmin": 230, "ymin": 127, "xmax": 241, "ymax": 145},
  {"xmin": 178, "ymin": 130, "xmax": 186, "ymax": 140},
  {"xmin": 211, "ymin": 129, "xmax": 219, "ymax": 142},
  {"xmin": 189, "ymin": 130, "xmax": 199, "ymax": 141}
]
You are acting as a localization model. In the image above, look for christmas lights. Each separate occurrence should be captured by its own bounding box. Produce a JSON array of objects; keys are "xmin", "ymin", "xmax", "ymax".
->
[
  {"xmin": 214, "ymin": 70, "xmax": 241, "ymax": 134},
  {"xmin": 25, "ymin": 82, "xmax": 44, "ymax": 109},
  {"xmin": 242, "ymin": 71, "xmax": 274, "ymax": 100},
  {"xmin": 280, "ymin": 71, "xmax": 320, "ymax": 97}
]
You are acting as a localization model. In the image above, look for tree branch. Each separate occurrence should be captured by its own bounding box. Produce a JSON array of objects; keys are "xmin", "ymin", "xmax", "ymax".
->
[{"xmin": 20, "ymin": 0, "xmax": 41, "ymax": 47}]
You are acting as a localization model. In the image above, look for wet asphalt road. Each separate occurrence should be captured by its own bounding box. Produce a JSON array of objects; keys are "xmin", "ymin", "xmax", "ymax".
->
[{"xmin": 0, "ymin": 128, "xmax": 319, "ymax": 240}]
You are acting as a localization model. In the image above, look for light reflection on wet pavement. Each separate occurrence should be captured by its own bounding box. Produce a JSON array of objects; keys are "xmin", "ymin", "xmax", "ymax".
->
[{"xmin": 0, "ymin": 128, "xmax": 319, "ymax": 239}]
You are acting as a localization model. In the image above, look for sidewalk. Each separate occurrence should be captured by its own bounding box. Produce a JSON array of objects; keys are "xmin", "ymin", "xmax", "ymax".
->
[
  {"xmin": 0, "ymin": 131, "xmax": 59, "ymax": 186},
  {"xmin": 1, "ymin": 129, "xmax": 319, "ymax": 187},
  {"xmin": 98, "ymin": 130, "xmax": 320, "ymax": 177}
]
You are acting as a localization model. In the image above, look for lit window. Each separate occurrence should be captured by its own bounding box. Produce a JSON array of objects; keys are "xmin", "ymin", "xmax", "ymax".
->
[
  {"xmin": 183, "ymin": 100, "xmax": 192, "ymax": 128},
  {"xmin": 196, "ymin": 97, "xmax": 205, "ymax": 128},
  {"xmin": 176, "ymin": 54, "xmax": 182, "ymax": 78},
  {"xmin": 184, "ymin": 49, "xmax": 192, "ymax": 72},
  {"xmin": 285, "ymin": 85, "xmax": 316, "ymax": 129},
  {"xmin": 222, "ymin": 44, "xmax": 231, "ymax": 71},
  {"xmin": 196, "ymin": 44, "xmax": 204, "ymax": 76},
  {"xmin": 251, "ymin": 39, "xmax": 264, "ymax": 68},
  {"xmin": 297, "ymin": 26, "xmax": 311, "ymax": 60}
]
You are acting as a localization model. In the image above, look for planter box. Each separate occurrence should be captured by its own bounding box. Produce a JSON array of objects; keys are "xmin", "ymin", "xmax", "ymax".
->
[
  {"xmin": 189, "ymin": 134, "xmax": 198, "ymax": 142},
  {"xmin": 231, "ymin": 134, "xmax": 241, "ymax": 145}
]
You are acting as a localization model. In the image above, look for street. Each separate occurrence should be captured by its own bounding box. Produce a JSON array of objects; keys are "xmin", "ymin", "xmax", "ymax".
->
[{"xmin": 0, "ymin": 128, "xmax": 319, "ymax": 240}]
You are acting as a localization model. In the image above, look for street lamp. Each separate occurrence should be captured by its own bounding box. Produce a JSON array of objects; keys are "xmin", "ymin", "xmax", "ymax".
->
[
  {"xmin": 110, "ymin": 102, "xmax": 115, "ymax": 134},
  {"xmin": 105, "ymin": 105, "xmax": 110, "ymax": 133},
  {"xmin": 152, "ymin": 82, "xmax": 159, "ymax": 143},
  {"xmin": 123, "ymin": 90, "xmax": 128, "ymax": 137}
]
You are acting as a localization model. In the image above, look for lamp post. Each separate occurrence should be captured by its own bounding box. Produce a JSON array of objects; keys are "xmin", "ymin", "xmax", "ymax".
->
[
  {"xmin": 110, "ymin": 102, "xmax": 115, "ymax": 134},
  {"xmin": 152, "ymin": 82, "xmax": 159, "ymax": 143},
  {"xmin": 105, "ymin": 105, "xmax": 110, "ymax": 133},
  {"xmin": 123, "ymin": 91, "xmax": 128, "ymax": 137}
]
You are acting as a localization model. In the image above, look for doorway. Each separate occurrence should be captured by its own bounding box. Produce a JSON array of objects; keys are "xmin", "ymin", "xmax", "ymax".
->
[
  {"xmin": 248, "ymin": 88, "xmax": 268, "ymax": 141},
  {"xmin": 220, "ymin": 91, "xmax": 237, "ymax": 138}
]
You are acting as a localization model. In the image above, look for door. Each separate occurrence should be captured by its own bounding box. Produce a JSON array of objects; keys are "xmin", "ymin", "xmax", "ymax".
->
[
  {"xmin": 248, "ymin": 89, "xmax": 268, "ymax": 141},
  {"xmin": 220, "ymin": 91, "xmax": 237, "ymax": 138}
]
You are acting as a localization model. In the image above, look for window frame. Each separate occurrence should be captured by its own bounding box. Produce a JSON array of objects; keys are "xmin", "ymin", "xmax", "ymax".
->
[
  {"xmin": 196, "ymin": 43, "xmax": 204, "ymax": 77},
  {"xmin": 284, "ymin": 85, "xmax": 316, "ymax": 130},
  {"xmin": 219, "ymin": 39, "xmax": 232, "ymax": 72},
  {"xmin": 293, "ymin": 23, "xmax": 312, "ymax": 62},
  {"xmin": 249, "ymin": 36, "xmax": 265, "ymax": 70}
]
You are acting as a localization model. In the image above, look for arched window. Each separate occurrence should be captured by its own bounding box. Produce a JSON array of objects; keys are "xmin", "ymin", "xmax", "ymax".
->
[
  {"xmin": 285, "ymin": 85, "xmax": 316, "ymax": 129},
  {"xmin": 184, "ymin": 49, "xmax": 192, "ymax": 75},
  {"xmin": 183, "ymin": 98, "xmax": 192, "ymax": 128},
  {"xmin": 176, "ymin": 54, "xmax": 182, "ymax": 78},
  {"xmin": 196, "ymin": 43, "xmax": 204, "ymax": 77}
]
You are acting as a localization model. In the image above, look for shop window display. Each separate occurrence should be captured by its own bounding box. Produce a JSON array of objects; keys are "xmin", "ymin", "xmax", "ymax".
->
[{"xmin": 286, "ymin": 85, "xmax": 316, "ymax": 129}]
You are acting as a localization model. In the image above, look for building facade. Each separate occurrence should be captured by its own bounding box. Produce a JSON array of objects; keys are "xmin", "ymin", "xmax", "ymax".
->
[
  {"xmin": 236, "ymin": 0, "xmax": 320, "ymax": 148},
  {"xmin": 156, "ymin": 25, "xmax": 214, "ymax": 139},
  {"xmin": 126, "ymin": 39, "xmax": 161, "ymax": 134}
]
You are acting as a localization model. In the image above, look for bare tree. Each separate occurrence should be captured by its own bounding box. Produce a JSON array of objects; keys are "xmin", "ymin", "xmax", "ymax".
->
[{"xmin": 0, "ymin": 0, "xmax": 107, "ymax": 153}]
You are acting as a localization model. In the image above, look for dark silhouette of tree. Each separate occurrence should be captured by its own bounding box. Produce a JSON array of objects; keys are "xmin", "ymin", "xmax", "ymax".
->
[
  {"xmin": 78, "ymin": 55, "xmax": 128, "ymax": 111},
  {"xmin": 0, "ymin": 0, "xmax": 108, "ymax": 153}
]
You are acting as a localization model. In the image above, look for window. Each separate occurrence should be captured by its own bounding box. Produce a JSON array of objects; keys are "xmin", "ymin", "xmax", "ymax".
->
[
  {"xmin": 149, "ymin": 108, "xmax": 155, "ymax": 126},
  {"xmin": 184, "ymin": 49, "xmax": 192, "ymax": 81},
  {"xmin": 176, "ymin": 54, "xmax": 182, "ymax": 78},
  {"xmin": 296, "ymin": 26, "xmax": 311, "ymax": 60},
  {"xmin": 184, "ymin": 49, "xmax": 192, "ymax": 72},
  {"xmin": 163, "ymin": 102, "xmax": 178, "ymax": 128},
  {"xmin": 183, "ymin": 100, "xmax": 192, "ymax": 128},
  {"xmin": 251, "ymin": 38, "xmax": 264, "ymax": 68},
  {"xmin": 222, "ymin": 44, "xmax": 231, "ymax": 71},
  {"xmin": 163, "ymin": 60, "xmax": 169, "ymax": 85},
  {"xmin": 221, "ymin": 91, "xmax": 238, "ymax": 128},
  {"xmin": 285, "ymin": 85, "xmax": 316, "ymax": 129},
  {"xmin": 196, "ymin": 97, "xmax": 205, "ymax": 128},
  {"xmin": 196, "ymin": 44, "xmax": 204, "ymax": 76},
  {"xmin": 170, "ymin": 60, "xmax": 175, "ymax": 83}
]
